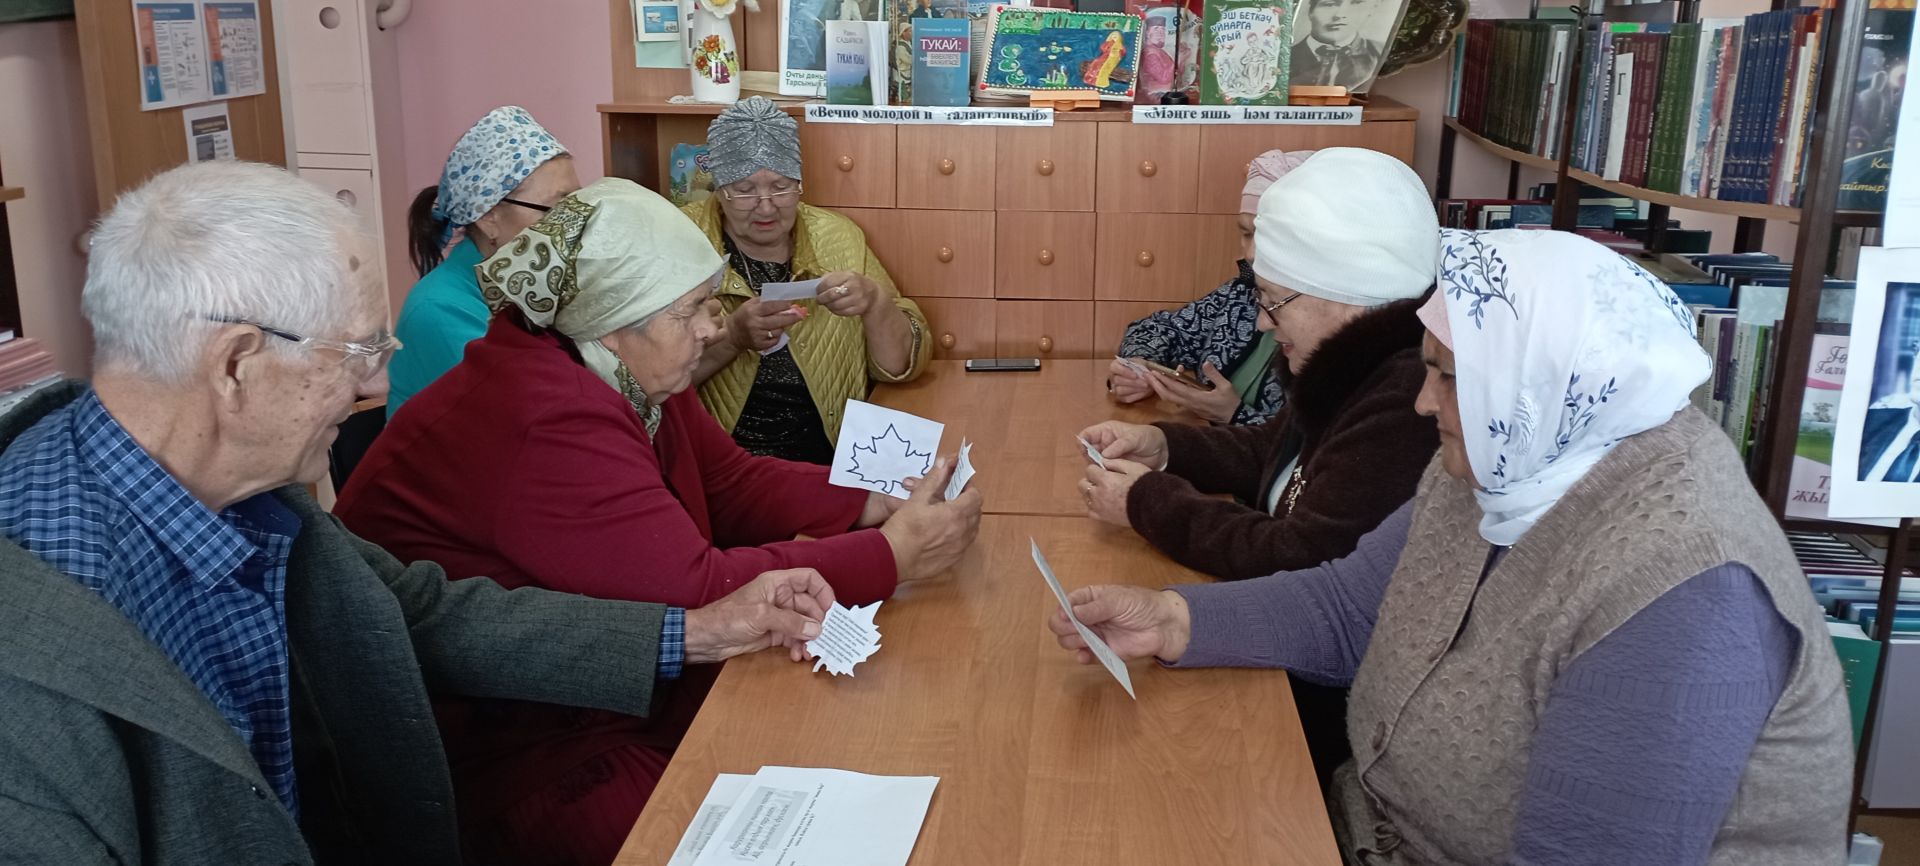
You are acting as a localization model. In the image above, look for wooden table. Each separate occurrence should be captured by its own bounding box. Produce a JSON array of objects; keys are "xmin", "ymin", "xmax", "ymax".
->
[
  {"xmin": 869, "ymin": 359, "xmax": 1183, "ymax": 516},
  {"xmin": 613, "ymin": 358, "xmax": 1339, "ymax": 865}
]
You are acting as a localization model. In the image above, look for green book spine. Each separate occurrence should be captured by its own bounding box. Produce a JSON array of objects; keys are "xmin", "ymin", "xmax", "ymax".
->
[
  {"xmin": 1830, "ymin": 625, "xmax": 1883, "ymax": 746},
  {"xmin": 1651, "ymin": 24, "xmax": 1701, "ymax": 193}
]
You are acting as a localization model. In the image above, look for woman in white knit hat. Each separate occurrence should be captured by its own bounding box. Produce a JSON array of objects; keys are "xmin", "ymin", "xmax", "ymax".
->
[
  {"xmin": 1077, "ymin": 147, "xmax": 1443, "ymax": 785},
  {"xmin": 334, "ymin": 178, "xmax": 981, "ymax": 866}
]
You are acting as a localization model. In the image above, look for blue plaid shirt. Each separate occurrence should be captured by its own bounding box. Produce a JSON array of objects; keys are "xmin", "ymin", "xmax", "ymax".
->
[{"xmin": 0, "ymin": 391, "xmax": 302, "ymax": 816}]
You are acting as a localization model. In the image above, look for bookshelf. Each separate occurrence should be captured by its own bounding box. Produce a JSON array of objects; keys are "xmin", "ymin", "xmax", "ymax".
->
[
  {"xmin": 1439, "ymin": 0, "xmax": 1912, "ymax": 824},
  {"xmin": 0, "ymin": 165, "xmax": 19, "ymax": 336}
]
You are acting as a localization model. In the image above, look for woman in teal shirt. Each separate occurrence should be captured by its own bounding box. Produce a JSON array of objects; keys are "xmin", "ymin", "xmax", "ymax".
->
[{"xmin": 389, "ymin": 106, "xmax": 581, "ymax": 416}]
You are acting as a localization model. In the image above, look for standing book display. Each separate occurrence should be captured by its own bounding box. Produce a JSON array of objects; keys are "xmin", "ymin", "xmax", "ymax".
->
[
  {"xmin": 978, "ymin": 7, "xmax": 1145, "ymax": 101},
  {"xmin": 827, "ymin": 20, "xmax": 891, "ymax": 104},
  {"xmin": 1201, "ymin": 0, "xmax": 1294, "ymax": 105},
  {"xmin": 889, "ymin": 0, "xmax": 968, "ymax": 104},
  {"xmin": 913, "ymin": 18, "xmax": 974, "ymax": 104}
]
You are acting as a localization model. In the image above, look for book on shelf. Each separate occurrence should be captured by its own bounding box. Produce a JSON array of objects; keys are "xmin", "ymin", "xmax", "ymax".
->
[
  {"xmin": 1829, "ymin": 620, "xmax": 1883, "ymax": 745},
  {"xmin": 1450, "ymin": 19, "xmax": 1575, "ymax": 159},
  {"xmin": 1837, "ymin": 9, "xmax": 1914, "ymax": 211},
  {"xmin": 826, "ymin": 20, "xmax": 890, "ymax": 106},
  {"xmin": 911, "ymin": 17, "xmax": 971, "ymax": 105}
]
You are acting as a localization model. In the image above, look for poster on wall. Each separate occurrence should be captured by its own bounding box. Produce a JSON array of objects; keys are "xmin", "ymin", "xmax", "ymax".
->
[
  {"xmin": 1830, "ymin": 246, "xmax": 1920, "ymax": 520},
  {"xmin": 183, "ymin": 102, "xmax": 235, "ymax": 163},
  {"xmin": 635, "ymin": 0, "xmax": 684, "ymax": 42},
  {"xmin": 132, "ymin": 1, "xmax": 212, "ymax": 110},
  {"xmin": 203, "ymin": 1, "xmax": 266, "ymax": 99}
]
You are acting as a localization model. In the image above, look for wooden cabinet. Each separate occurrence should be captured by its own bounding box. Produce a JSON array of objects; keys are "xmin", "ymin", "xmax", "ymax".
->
[
  {"xmin": 1193, "ymin": 213, "xmax": 1246, "ymax": 290},
  {"xmin": 996, "ymin": 301, "xmax": 1094, "ymax": 359},
  {"xmin": 1095, "ymin": 300, "xmax": 1186, "ymax": 358},
  {"xmin": 1095, "ymin": 124, "xmax": 1200, "ymax": 214},
  {"xmin": 915, "ymin": 297, "xmax": 998, "ymax": 360},
  {"xmin": 843, "ymin": 208, "xmax": 995, "ymax": 298},
  {"xmin": 1194, "ymin": 123, "xmax": 1418, "ymax": 213},
  {"xmin": 897, "ymin": 127, "xmax": 997, "ymax": 211},
  {"xmin": 995, "ymin": 212, "xmax": 1095, "ymax": 300},
  {"xmin": 801, "ymin": 124, "xmax": 895, "ymax": 208},
  {"xmin": 996, "ymin": 125, "xmax": 1097, "ymax": 212},
  {"xmin": 1095, "ymin": 214, "xmax": 1210, "ymax": 302}
]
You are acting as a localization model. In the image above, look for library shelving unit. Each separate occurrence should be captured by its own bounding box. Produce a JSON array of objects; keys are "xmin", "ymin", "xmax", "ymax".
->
[
  {"xmin": 0, "ymin": 158, "xmax": 22, "ymax": 337},
  {"xmin": 1435, "ymin": 0, "xmax": 1913, "ymax": 823}
]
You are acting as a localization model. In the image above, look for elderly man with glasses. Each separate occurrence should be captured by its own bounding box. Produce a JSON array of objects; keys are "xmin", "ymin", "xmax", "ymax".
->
[{"xmin": 0, "ymin": 161, "xmax": 834, "ymax": 865}]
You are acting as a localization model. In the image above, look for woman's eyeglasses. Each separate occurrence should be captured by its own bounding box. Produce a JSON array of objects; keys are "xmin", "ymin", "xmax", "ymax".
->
[
  {"xmin": 720, "ymin": 185, "xmax": 804, "ymax": 207},
  {"xmin": 204, "ymin": 315, "xmax": 403, "ymax": 381},
  {"xmin": 1258, "ymin": 292, "xmax": 1303, "ymax": 325},
  {"xmin": 502, "ymin": 197, "xmax": 552, "ymax": 213}
]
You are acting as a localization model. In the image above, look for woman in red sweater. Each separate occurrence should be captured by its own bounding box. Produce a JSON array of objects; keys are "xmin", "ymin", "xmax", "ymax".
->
[{"xmin": 335, "ymin": 178, "xmax": 981, "ymax": 866}]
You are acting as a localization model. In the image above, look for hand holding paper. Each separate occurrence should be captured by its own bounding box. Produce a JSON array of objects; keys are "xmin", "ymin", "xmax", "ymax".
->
[
  {"xmin": 808, "ymin": 601, "xmax": 883, "ymax": 676},
  {"xmin": 944, "ymin": 439, "xmax": 976, "ymax": 501},
  {"xmin": 1031, "ymin": 539, "xmax": 1136, "ymax": 699},
  {"xmin": 831, "ymin": 401, "xmax": 945, "ymax": 499}
]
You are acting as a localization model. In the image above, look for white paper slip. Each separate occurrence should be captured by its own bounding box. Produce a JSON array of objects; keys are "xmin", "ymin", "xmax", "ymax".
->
[
  {"xmin": 944, "ymin": 438, "xmax": 975, "ymax": 501},
  {"xmin": 1077, "ymin": 435, "xmax": 1107, "ymax": 469},
  {"xmin": 830, "ymin": 400, "xmax": 944, "ymax": 499},
  {"xmin": 808, "ymin": 601, "xmax": 883, "ymax": 677},
  {"xmin": 760, "ymin": 332, "xmax": 790, "ymax": 356},
  {"xmin": 690, "ymin": 766, "xmax": 939, "ymax": 866},
  {"xmin": 667, "ymin": 774, "xmax": 753, "ymax": 866},
  {"xmin": 1031, "ymin": 538, "xmax": 1136, "ymax": 699},
  {"xmin": 757, "ymin": 278, "xmax": 823, "ymax": 302}
]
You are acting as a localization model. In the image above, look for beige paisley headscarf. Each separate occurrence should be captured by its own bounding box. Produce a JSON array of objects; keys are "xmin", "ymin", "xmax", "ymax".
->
[{"xmin": 477, "ymin": 177, "xmax": 724, "ymax": 435}]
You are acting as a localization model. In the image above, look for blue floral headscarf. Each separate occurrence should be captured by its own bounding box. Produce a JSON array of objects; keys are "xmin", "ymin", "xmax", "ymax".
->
[
  {"xmin": 1424, "ymin": 229, "xmax": 1710, "ymax": 545},
  {"xmin": 433, "ymin": 106, "xmax": 567, "ymax": 235}
]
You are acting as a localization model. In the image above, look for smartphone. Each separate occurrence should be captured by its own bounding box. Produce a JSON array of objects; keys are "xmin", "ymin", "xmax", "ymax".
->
[
  {"xmin": 964, "ymin": 358, "xmax": 1043, "ymax": 372},
  {"xmin": 1137, "ymin": 358, "xmax": 1214, "ymax": 391}
]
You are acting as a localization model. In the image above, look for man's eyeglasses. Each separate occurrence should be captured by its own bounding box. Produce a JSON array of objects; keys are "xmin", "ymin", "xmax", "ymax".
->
[
  {"xmin": 205, "ymin": 315, "xmax": 402, "ymax": 380},
  {"xmin": 502, "ymin": 197, "xmax": 552, "ymax": 213},
  {"xmin": 1258, "ymin": 292, "xmax": 1303, "ymax": 325},
  {"xmin": 720, "ymin": 185, "xmax": 804, "ymax": 207}
]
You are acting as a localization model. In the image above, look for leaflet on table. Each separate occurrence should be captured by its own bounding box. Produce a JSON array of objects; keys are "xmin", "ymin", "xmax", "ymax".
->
[
  {"xmin": 667, "ymin": 774, "xmax": 753, "ymax": 866},
  {"xmin": 830, "ymin": 401, "xmax": 944, "ymax": 499},
  {"xmin": 804, "ymin": 103, "xmax": 1054, "ymax": 125},
  {"xmin": 686, "ymin": 766, "xmax": 939, "ymax": 866},
  {"xmin": 1031, "ymin": 538, "xmax": 1136, "ymax": 699}
]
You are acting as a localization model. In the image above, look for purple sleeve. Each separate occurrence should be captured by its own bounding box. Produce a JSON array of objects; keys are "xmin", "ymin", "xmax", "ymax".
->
[
  {"xmin": 1166, "ymin": 501, "xmax": 1411, "ymax": 685},
  {"xmin": 1507, "ymin": 563, "xmax": 1794, "ymax": 866}
]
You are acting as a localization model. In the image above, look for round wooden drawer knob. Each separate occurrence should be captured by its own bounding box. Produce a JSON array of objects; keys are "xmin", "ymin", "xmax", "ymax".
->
[
  {"xmin": 1136, "ymin": 250, "xmax": 1155, "ymax": 268},
  {"xmin": 1138, "ymin": 160, "xmax": 1158, "ymax": 177},
  {"xmin": 1037, "ymin": 249, "xmax": 1054, "ymax": 266},
  {"xmin": 940, "ymin": 333, "xmax": 956, "ymax": 350},
  {"xmin": 1037, "ymin": 159, "xmax": 1055, "ymax": 176},
  {"xmin": 1038, "ymin": 336, "xmax": 1054, "ymax": 353},
  {"xmin": 939, "ymin": 158, "xmax": 956, "ymax": 175},
  {"xmin": 837, "ymin": 155, "xmax": 855, "ymax": 172},
  {"xmin": 937, "ymin": 246, "xmax": 955, "ymax": 263}
]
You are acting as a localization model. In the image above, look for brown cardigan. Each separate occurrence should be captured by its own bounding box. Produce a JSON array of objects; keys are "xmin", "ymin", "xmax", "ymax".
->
[{"xmin": 1126, "ymin": 298, "xmax": 1439, "ymax": 580}]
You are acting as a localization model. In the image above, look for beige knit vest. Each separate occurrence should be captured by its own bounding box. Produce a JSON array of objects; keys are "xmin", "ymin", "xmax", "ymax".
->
[{"xmin": 1333, "ymin": 408, "xmax": 1852, "ymax": 865}]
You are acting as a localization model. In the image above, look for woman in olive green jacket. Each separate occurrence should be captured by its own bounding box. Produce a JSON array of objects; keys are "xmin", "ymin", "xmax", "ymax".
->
[{"xmin": 686, "ymin": 97, "xmax": 930, "ymax": 464}]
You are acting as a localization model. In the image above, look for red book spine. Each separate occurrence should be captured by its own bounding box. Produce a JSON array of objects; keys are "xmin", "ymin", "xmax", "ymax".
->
[{"xmin": 1624, "ymin": 33, "xmax": 1664, "ymax": 188}]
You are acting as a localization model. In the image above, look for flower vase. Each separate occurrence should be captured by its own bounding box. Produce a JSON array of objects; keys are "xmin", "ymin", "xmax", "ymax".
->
[{"xmin": 689, "ymin": 10, "xmax": 741, "ymax": 103}]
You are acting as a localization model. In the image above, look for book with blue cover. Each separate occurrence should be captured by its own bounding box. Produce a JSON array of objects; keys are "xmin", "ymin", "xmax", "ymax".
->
[
  {"xmin": 979, "ymin": 6, "xmax": 1145, "ymax": 101},
  {"xmin": 911, "ymin": 17, "xmax": 972, "ymax": 104}
]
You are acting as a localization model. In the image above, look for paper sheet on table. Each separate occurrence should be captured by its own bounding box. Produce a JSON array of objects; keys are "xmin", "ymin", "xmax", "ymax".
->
[
  {"xmin": 808, "ymin": 601, "xmax": 882, "ymax": 676},
  {"xmin": 830, "ymin": 400, "xmax": 944, "ymax": 499},
  {"xmin": 689, "ymin": 766, "xmax": 939, "ymax": 866},
  {"xmin": 758, "ymin": 278, "xmax": 823, "ymax": 302},
  {"xmin": 1077, "ymin": 435, "xmax": 1107, "ymax": 469},
  {"xmin": 1031, "ymin": 538, "xmax": 1136, "ymax": 699},
  {"xmin": 667, "ymin": 774, "xmax": 753, "ymax": 866},
  {"xmin": 944, "ymin": 439, "xmax": 975, "ymax": 501}
]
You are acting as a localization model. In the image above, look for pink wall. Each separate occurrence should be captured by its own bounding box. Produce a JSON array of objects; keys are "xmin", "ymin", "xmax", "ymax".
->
[
  {"xmin": 392, "ymin": 0, "xmax": 612, "ymax": 199},
  {"xmin": 0, "ymin": 18, "xmax": 98, "ymax": 376}
]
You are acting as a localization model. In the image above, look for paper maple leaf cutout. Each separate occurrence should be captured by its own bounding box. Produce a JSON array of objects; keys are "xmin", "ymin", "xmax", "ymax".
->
[{"xmin": 849, "ymin": 424, "xmax": 933, "ymax": 495}]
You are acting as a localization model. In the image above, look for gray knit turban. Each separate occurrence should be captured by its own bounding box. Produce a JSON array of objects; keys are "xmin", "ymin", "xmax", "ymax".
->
[{"xmin": 703, "ymin": 96, "xmax": 804, "ymax": 188}]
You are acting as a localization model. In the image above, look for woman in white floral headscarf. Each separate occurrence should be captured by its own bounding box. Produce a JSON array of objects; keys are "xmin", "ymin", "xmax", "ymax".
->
[{"xmin": 1051, "ymin": 229, "xmax": 1852, "ymax": 865}]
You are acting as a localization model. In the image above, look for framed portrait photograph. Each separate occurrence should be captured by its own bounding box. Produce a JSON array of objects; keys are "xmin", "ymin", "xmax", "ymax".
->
[
  {"xmin": 1288, "ymin": 0, "xmax": 1411, "ymax": 95},
  {"xmin": 1831, "ymin": 247, "xmax": 1920, "ymax": 519}
]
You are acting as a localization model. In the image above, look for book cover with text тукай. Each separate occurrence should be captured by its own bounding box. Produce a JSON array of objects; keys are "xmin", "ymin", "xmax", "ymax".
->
[
  {"xmin": 913, "ymin": 17, "xmax": 973, "ymax": 104},
  {"xmin": 828, "ymin": 20, "xmax": 891, "ymax": 104}
]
